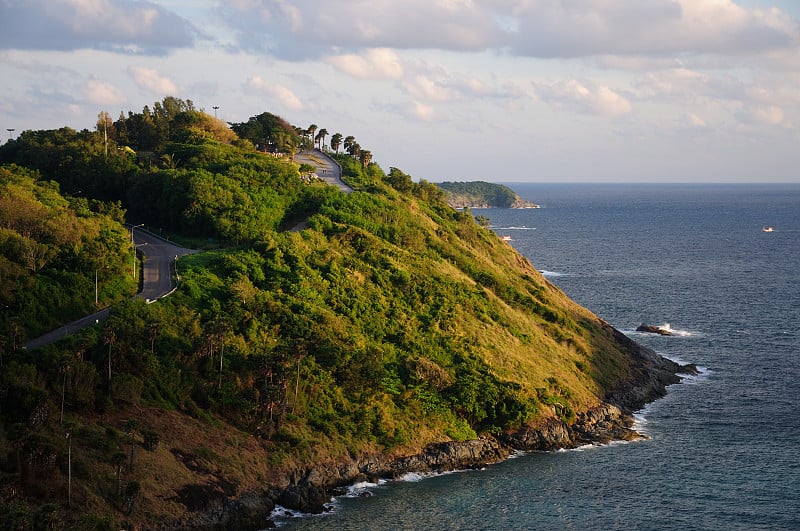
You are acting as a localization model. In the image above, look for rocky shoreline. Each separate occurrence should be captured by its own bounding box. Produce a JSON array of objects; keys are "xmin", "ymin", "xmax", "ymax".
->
[{"xmin": 168, "ymin": 336, "xmax": 696, "ymax": 530}]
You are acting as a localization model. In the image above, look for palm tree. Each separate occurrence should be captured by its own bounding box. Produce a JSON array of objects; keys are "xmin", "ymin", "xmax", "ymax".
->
[
  {"xmin": 306, "ymin": 124, "xmax": 317, "ymax": 146},
  {"xmin": 315, "ymin": 128, "xmax": 328, "ymax": 150},
  {"xmin": 343, "ymin": 135, "xmax": 355, "ymax": 154},
  {"xmin": 359, "ymin": 149, "xmax": 372, "ymax": 167},
  {"xmin": 330, "ymin": 133, "xmax": 343, "ymax": 154},
  {"xmin": 347, "ymin": 141, "xmax": 361, "ymax": 159}
]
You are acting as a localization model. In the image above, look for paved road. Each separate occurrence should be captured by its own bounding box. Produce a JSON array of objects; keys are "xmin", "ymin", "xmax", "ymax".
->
[
  {"xmin": 134, "ymin": 228, "xmax": 197, "ymax": 302},
  {"xmin": 293, "ymin": 149, "xmax": 353, "ymax": 194},
  {"xmin": 23, "ymin": 152, "xmax": 342, "ymax": 348},
  {"xmin": 23, "ymin": 229, "xmax": 196, "ymax": 349}
]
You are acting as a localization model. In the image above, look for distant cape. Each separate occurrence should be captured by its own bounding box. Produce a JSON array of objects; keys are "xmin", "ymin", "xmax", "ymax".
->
[{"xmin": 436, "ymin": 181, "xmax": 539, "ymax": 209}]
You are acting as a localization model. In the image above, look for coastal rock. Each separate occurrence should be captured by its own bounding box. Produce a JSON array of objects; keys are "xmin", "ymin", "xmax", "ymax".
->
[
  {"xmin": 388, "ymin": 438, "xmax": 512, "ymax": 476},
  {"xmin": 636, "ymin": 323, "xmax": 672, "ymax": 335},
  {"xmin": 571, "ymin": 403, "xmax": 638, "ymax": 444},
  {"xmin": 501, "ymin": 417, "xmax": 572, "ymax": 451},
  {"xmin": 276, "ymin": 485, "xmax": 330, "ymax": 514},
  {"xmin": 169, "ymin": 492, "xmax": 276, "ymax": 530},
  {"xmin": 602, "ymin": 324, "xmax": 696, "ymax": 413}
]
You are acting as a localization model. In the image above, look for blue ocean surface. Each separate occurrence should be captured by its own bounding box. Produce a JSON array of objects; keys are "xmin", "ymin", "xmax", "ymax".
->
[{"xmin": 278, "ymin": 184, "xmax": 800, "ymax": 530}]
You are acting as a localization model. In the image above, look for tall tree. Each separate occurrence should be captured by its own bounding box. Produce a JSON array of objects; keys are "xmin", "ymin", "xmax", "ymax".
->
[
  {"xmin": 359, "ymin": 149, "xmax": 372, "ymax": 168},
  {"xmin": 347, "ymin": 141, "xmax": 361, "ymax": 159},
  {"xmin": 315, "ymin": 128, "xmax": 328, "ymax": 150},
  {"xmin": 330, "ymin": 133, "xmax": 343, "ymax": 154},
  {"xmin": 343, "ymin": 135, "xmax": 355, "ymax": 154},
  {"xmin": 97, "ymin": 111, "xmax": 114, "ymax": 157},
  {"xmin": 306, "ymin": 124, "xmax": 317, "ymax": 146}
]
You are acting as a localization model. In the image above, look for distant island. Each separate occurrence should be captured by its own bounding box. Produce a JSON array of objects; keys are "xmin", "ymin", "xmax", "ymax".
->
[{"xmin": 436, "ymin": 181, "xmax": 539, "ymax": 209}]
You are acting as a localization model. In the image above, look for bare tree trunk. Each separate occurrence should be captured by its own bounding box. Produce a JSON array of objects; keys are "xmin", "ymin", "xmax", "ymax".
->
[
  {"xmin": 218, "ymin": 341, "xmax": 224, "ymax": 389},
  {"xmin": 292, "ymin": 356, "xmax": 302, "ymax": 414}
]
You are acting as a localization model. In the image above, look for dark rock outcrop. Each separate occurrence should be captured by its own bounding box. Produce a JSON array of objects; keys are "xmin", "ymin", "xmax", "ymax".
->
[{"xmin": 636, "ymin": 323, "xmax": 672, "ymax": 335}]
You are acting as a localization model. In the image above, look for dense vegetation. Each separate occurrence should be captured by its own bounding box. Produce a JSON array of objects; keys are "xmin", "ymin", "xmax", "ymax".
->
[
  {"xmin": 0, "ymin": 165, "xmax": 134, "ymax": 341},
  {"xmin": 0, "ymin": 99, "xmax": 634, "ymax": 528},
  {"xmin": 437, "ymin": 181, "xmax": 538, "ymax": 209}
]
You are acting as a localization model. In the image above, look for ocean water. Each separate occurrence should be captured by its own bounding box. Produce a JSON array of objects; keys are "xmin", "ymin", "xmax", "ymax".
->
[{"xmin": 278, "ymin": 184, "xmax": 800, "ymax": 530}]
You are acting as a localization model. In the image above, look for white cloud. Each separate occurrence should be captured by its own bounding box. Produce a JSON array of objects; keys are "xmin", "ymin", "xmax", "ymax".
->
[
  {"xmin": 0, "ymin": 0, "xmax": 197, "ymax": 54},
  {"xmin": 510, "ymin": 0, "xmax": 798, "ymax": 58},
  {"xmin": 128, "ymin": 67, "xmax": 178, "ymax": 94},
  {"xmin": 410, "ymin": 100, "xmax": 436, "ymax": 122},
  {"xmin": 85, "ymin": 79, "xmax": 126, "ymax": 105},
  {"xmin": 325, "ymin": 48, "xmax": 404, "ymax": 80},
  {"xmin": 402, "ymin": 75, "xmax": 456, "ymax": 102},
  {"xmin": 219, "ymin": 0, "xmax": 503, "ymax": 58},
  {"xmin": 683, "ymin": 113, "xmax": 708, "ymax": 129},
  {"xmin": 741, "ymin": 104, "xmax": 787, "ymax": 127},
  {"xmin": 217, "ymin": 0, "xmax": 799, "ymax": 60},
  {"xmin": 534, "ymin": 79, "xmax": 632, "ymax": 118},
  {"xmin": 246, "ymin": 76, "xmax": 304, "ymax": 110}
]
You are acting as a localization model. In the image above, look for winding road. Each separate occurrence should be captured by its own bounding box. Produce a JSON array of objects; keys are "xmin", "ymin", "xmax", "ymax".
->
[
  {"xmin": 23, "ymin": 229, "xmax": 196, "ymax": 349},
  {"xmin": 23, "ymin": 151, "xmax": 343, "ymax": 349},
  {"xmin": 293, "ymin": 149, "xmax": 352, "ymax": 194}
]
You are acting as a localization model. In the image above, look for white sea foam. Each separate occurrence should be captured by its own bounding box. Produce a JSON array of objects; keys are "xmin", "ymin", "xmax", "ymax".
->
[
  {"xmin": 540, "ymin": 270, "xmax": 567, "ymax": 277},
  {"xmin": 624, "ymin": 324, "xmax": 697, "ymax": 338},
  {"xmin": 344, "ymin": 479, "xmax": 385, "ymax": 498},
  {"xmin": 270, "ymin": 503, "xmax": 333, "ymax": 526}
]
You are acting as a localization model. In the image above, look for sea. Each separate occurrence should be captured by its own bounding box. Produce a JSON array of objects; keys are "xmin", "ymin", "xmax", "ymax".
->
[{"xmin": 276, "ymin": 183, "xmax": 800, "ymax": 530}]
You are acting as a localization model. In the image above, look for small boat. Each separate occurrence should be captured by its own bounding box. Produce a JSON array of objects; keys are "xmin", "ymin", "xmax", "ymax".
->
[
  {"xmin": 762, "ymin": 226, "xmax": 774, "ymax": 233},
  {"xmin": 501, "ymin": 235, "xmax": 512, "ymax": 241}
]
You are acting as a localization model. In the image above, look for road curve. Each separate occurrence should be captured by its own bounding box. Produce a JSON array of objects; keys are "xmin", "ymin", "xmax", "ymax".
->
[
  {"xmin": 293, "ymin": 149, "xmax": 353, "ymax": 194},
  {"xmin": 23, "ymin": 229, "xmax": 196, "ymax": 349},
  {"xmin": 23, "ymin": 151, "xmax": 342, "ymax": 348},
  {"xmin": 134, "ymin": 228, "xmax": 197, "ymax": 303}
]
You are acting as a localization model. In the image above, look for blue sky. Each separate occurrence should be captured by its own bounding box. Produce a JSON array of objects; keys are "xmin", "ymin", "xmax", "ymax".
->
[{"xmin": 1, "ymin": 0, "xmax": 799, "ymax": 183}]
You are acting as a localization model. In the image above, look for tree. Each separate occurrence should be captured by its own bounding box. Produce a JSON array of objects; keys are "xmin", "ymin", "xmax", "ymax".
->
[
  {"xmin": 123, "ymin": 419, "xmax": 139, "ymax": 471},
  {"xmin": 112, "ymin": 451, "xmax": 127, "ymax": 496},
  {"xmin": 359, "ymin": 150, "xmax": 372, "ymax": 168},
  {"xmin": 96, "ymin": 111, "xmax": 113, "ymax": 157},
  {"xmin": 347, "ymin": 141, "xmax": 361, "ymax": 159},
  {"xmin": 343, "ymin": 135, "xmax": 355, "ymax": 154},
  {"xmin": 330, "ymin": 133, "xmax": 343, "ymax": 154},
  {"xmin": 315, "ymin": 128, "xmax": 328, "ymax": 150},
  {"xmin": 229, "ymin": 111, "xmax": 297, "ymax": 150},
  {"xmin": 306, "ymin": 124, "xmax": 317, "ymax": 146},
  {"xmin": 103, "ymin": 327, "xmax": 117, "ymax": 392}
]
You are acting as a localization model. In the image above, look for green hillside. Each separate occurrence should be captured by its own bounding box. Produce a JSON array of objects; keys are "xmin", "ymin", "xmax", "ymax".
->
[{"xmin": 0, "ymin": 98, "xmax": 681, "ymax": 529}]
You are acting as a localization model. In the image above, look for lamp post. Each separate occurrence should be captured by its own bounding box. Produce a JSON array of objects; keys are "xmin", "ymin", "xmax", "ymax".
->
[
  {"xmin": 130, "ymin": 224, "xmax": 144, "ymax": 277},
  {"xmin": 212, "ymin": 106, "xmax": 219, "ymax": 118}
]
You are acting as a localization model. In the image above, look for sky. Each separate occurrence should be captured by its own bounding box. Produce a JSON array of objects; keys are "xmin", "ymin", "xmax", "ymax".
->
[{"xmin": 1, "ymin": 0, "xmax": 800, "ymax": 183}]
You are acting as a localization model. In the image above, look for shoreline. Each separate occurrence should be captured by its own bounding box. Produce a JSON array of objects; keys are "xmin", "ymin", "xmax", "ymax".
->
[{"xmin": 173, "ymin": 327, "xmax": 696, "ymax": 530}]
